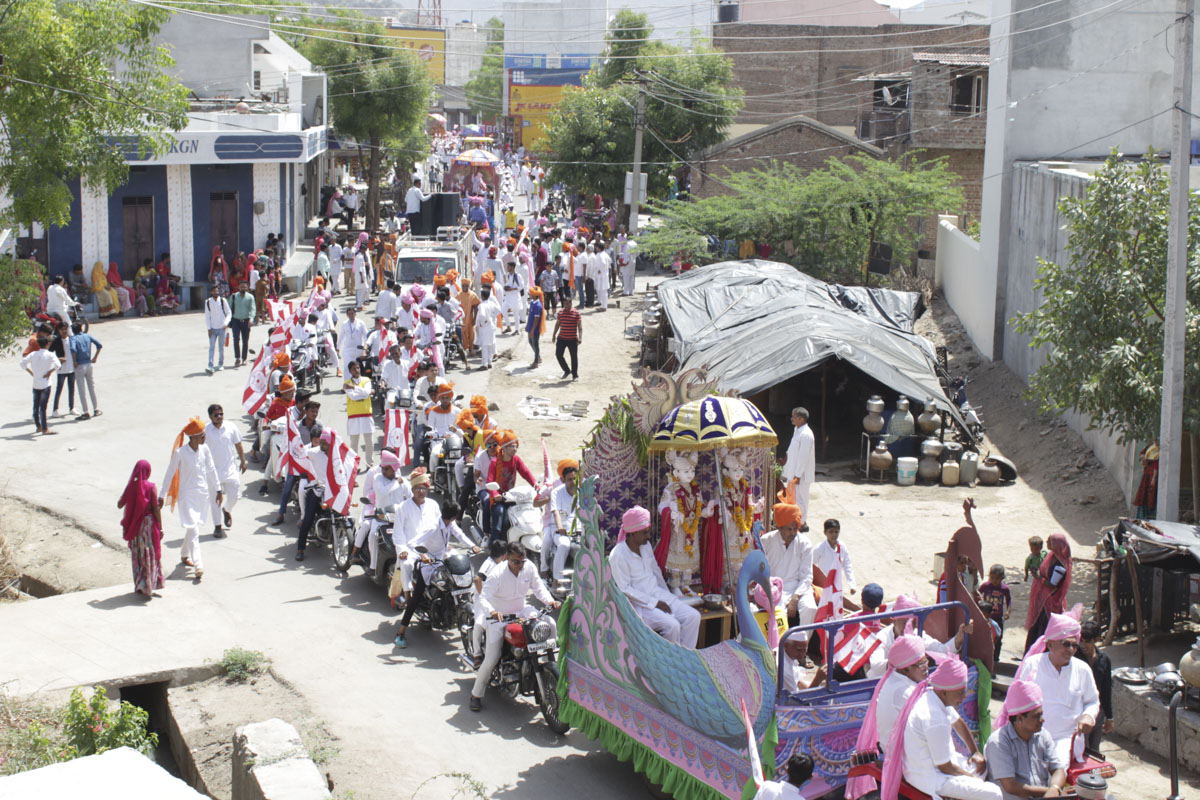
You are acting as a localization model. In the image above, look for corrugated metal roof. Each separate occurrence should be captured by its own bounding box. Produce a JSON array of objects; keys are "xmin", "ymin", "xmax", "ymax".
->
[{"xmin": 912, "ymin": 49, "xmax": 990, "ymax": 66}]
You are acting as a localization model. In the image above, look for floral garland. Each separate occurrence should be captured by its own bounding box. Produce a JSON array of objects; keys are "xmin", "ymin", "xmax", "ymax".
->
[
  {"xmin": 674, "ymin": 481, "xmax": 701, "ymax": 557},
  {"xmin": 722, "ymin": 477, "xmax": 754, "ymax": 553}
]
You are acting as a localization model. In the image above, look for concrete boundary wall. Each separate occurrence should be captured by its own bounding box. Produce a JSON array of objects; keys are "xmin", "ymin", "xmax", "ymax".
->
[{"xmin": 935, "ymin": 215, "xmax": 994, "ymax": 358}]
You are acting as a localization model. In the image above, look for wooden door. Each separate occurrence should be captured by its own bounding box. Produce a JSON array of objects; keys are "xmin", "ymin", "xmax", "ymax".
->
[
  {"xmin": 209, "ymin": 191, "xmax": 239, "ymax": 266},
  {"xmin": 121, "ymin": 196, "xmax": 154, "ymax": 278}
]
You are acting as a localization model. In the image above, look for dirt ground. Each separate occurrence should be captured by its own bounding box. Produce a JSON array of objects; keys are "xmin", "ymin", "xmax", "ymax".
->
[{"xmin": 0, "ymin": 495, "xmax": 129, "ymax": 599}]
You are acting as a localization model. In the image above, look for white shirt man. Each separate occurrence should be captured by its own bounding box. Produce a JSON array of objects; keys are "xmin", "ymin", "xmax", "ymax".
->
[
  {"xmin": 499, "ymin": 265, "xmax": 525, "ymax": 332},
  {"xmin": 411, "ymin": 516, "xmax": 476, "ymax": 581},
  {"xmin": 759, "ymin": 508, "xmax": 816, "ymax": 625},
  {"xmin": 204, "ymin": 409, "xmax": 245, "ymax": 537},
  {"xmin": 338, "ymin": 310, "xmax": 369, "ymax": 368},
  {"xmin": 609, "ymin": 509, "xmax": 701, "ymax": 649},
  {"xmin": 782, "ymin": 408, "xmax": 816, "ymax": 516},
  {"xmin": 381, "ymin": 351, "xmax": 412, "ymax": 407},
  {"xmin": 539, "ymin": 467, "xmax": 585, "ymax": 583},
  {"xmin": 46, "ymin": 281, "xmax": 75, "ymax": 325},
  {"xmin": 343, "ymin": 187, "xmax": 359, "ymax": 215},
  {"xmin": 406, "ymin": 183, "xmax": 432, "ymax": 215},
  {"xmin": 593, "ymin": 248, "xmax": 611, "ymax": 310},
  {"xmin": 471, "ymin": 550, "xmax": 558, "ymax": 707},
  {"xmin": 353, "ymin": 248, "xmax": 370, "ymax": 310},
  {"xmin": 329, "ymin": 241, "xmax": 344, "ymax": 293},
  {"xmin": 1021, "ymin": 649, "xmax": 1101, "ymax": 763},
  {"xmin": 377, "ymin": 286, "xmax": 398, "ymax": 324},
  {"xmin": 877, "ymin": 669, "xmax": 920, "ymax": 750},
  {"xmin": 394, "ymin": 489, "xmax": 440, "ymax": 592},
  {"xmin": 474, "ymin": 292, "xmax": 502, "ymax": 368},
  {"xmin": 360, "ymin": 464, "xmax": 411, "ymax": 570},
  {"xmin": 162, "ymin": 427, "xmax": 222, "ymax": 574}
]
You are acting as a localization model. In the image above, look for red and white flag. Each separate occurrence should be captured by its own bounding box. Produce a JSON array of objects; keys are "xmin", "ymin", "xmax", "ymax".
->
[
  {"xmin": 384, "ymin": 409, "xmax": 412, "ymax": 465},
  {"xmin": 279, "ymin": 412, "xmax": 317, "ymax": 481},
  {"xmin": 270, "ymin": 320, "xmax": 292, "ymax": 354},
  {"xmin": 267, "ymin": 298, "xmax": 294, "ymax": 323},
  {"xmin": 324, "ymin": 430, "xmax": 360, "ymax": 516},
  {"xmin": 242, "ymin": 349, "xmax": 271, "ymax": 415},
  {"xmin": 832, "ymin": 620, "xmax": 885, "ymax": 675},
  {"xmin": 741, "ymin": 699, "xmax": 764, "ymax": 788}
]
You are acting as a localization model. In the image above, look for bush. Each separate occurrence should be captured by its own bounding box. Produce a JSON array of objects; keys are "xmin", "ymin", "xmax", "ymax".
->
[
  {"xmin": 220, "ymin": 647, "xmax": 269, "ymax": 683},
  {"xmin": 62, "ymin": 686, "xmax": 157, "ymax": 759}
]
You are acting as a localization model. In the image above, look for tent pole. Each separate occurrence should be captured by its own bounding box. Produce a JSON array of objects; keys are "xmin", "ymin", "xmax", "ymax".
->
[
  {"xmin": 820, "ymin": 363, "xmax": 829, "ymax": 462},
  {"xmin": 715, "ymin": 453, "xmax": 733, "ymax": 595}
]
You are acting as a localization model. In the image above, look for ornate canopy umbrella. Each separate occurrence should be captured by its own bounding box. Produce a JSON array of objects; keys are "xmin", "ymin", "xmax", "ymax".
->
[
  {"xmin": 648, "ymin": 395, "xmax": 777, "ymax": 452},
  {"xmin": 452, "ymin": 148, "xmax": 500, "ymax": 168}
]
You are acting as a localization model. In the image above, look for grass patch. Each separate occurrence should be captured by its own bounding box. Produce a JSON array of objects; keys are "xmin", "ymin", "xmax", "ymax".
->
[{"xmin": 218, "ymin": 647, "xmax": 270, "ymax": 683}]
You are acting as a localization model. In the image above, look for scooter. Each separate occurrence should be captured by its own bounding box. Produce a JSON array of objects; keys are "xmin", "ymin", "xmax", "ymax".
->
[{"xmin": 485, "ymin": 484, "xmax": 544, "ymax": 568}]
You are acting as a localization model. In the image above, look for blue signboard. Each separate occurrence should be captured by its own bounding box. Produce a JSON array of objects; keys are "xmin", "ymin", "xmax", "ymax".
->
[
  {"xmin": 508, "ymin": 67, "xmax": 589, "ymax": 87},
  {"xmin": 505, "ymin": 53, "xmax": 595, "ymax": 70}
]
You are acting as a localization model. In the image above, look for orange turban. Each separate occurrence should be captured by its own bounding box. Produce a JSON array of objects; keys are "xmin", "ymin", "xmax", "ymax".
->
[
  {"xmin": 271, "ymin": 352, "xmax": 291, "ymax": 369},
  {"xmin": 278, "ymin": 375, "xmax": 296, "ymax": 393},
  {"xmin": 481, "ymin": 429, "xmax": 499, "ymax": 446},
  {"xmin": 470, "ymin": 395, "xmax": 488, "ymax": 414},
  {"xmin": 167, "ymin": 417, "xmax": 207, "ymax": 510},
  {"xmin": 773, "ymin": 503, "xmax": 802, "ymax": 527},
  {"xmin": 557, "ymin": 458, "xmax": 579, "ymax": 477},
  {"xmin": 446, "ymin": 269, "xmax": 459, "ymax": 283},
  {"xmin": 496, "ymin": 429, "xmax": 519, "ymax": 446},
  {"xmin": 529, "ymin": 286, "xmax": 542, "ymax": 299},
  {"xmin": 435, "ymin": 381, "xmax": 455, "ymax": 399},
  {"xmin": 481, "ymin": 270, "xmax": 495, "ymax": 286},
  {"xmin": 434, "ymin": 274, "xmax": 447, "ymax": 287},
  {"xmin": 456, "ymin": 408, "xmax": 478, "ymax": 432}
]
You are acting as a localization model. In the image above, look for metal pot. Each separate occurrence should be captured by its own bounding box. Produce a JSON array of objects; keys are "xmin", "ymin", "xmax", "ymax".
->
[
  {"xmin": 917, "ymin": 398, "xmax": 941, "ymax": 435},
  {"xmin": 868, "ymin": 440, "xmax": 894, "ymax": 472},
  {"xmin": 865, "ymin": 395, "xmax": 885, "ymax": 414},
  {"xmin": 918, "ymin": 454, "xmax": 942, "ymax": 481},
  {"xmin": 1179, "ymin": 638, "xmax": 1200, "ymax": 688},
  {"xmin": 977, "ymin": 459, "xmax": 1002, "ymax": 485},
  {"xmin": 1074, "ymin": 772, "xmax": 1108, "ymax": 799},
  {"xmin": 863, "ymin": 395, "xmax": 886, "ymax": 434},
  {"xmin": 895, "ymin": 395, "xmax": 911, "ymax": 414},
  {"xmin": 942, "ymin": 441, "xmax": 964, "ymax": 464},
  {"xmin": 920, "ymin": 437, "xmax": 944, "ymax": 458}
]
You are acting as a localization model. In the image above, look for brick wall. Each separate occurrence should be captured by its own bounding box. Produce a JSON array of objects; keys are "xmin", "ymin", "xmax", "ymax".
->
[
  {"xmin": 914, "ymin": 146, "xmax": 985, "ymax": 252},
  {"xmin": 909, "ymin": 62, "xmax": 987, "ymax": 149},
  {"xmin": 692, "ymin": 121, "xmax": 879, "ymax": 199},
  {"xmin": 715, "ymin": 23, "xmax": 990, "ymax": 127}
]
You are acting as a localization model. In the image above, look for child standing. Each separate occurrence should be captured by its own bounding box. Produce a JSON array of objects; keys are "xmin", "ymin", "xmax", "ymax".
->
[
  {"xmin": 1024, "ymin": 536, "xmax": 1046, "ymax": 582},
  {"xmin": 814, "ymin": 518, "xmax": 856, "ymax": 613},
  {"xmin": 978, "ymin": 564, "xmax": 1012, "ymax": 660}
]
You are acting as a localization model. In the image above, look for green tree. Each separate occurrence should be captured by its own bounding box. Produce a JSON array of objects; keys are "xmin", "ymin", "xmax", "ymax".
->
[
  {"xmin": 1011, "ymin": 151, "xmax": 1200, "ymax": 514},
  {"xmin": 639, "ymin": 152, "xmax": 962, "ymax": 284},
  {"xmin": 0, "ymin": 0, "xmax": 189, "ymax": 351},
  {"xmin": 464, "ymin": 17, "xmax": 503, "ymax": 123},
  {"xmin": 302, "ymin": 12, "xmax": 433, "ymax": 231},
  {"xmin": 545, "ymin": 11, "xmax": 741, "ymax": 208}
]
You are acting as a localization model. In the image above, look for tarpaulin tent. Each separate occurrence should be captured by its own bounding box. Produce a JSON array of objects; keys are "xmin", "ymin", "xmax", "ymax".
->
[{"xmin": 655, "ymin": 260, "xmax": 968, "ymax": 431}]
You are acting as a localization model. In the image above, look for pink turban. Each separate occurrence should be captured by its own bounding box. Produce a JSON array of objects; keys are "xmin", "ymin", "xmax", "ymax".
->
[
  {"xmin": 1013, "ymin": 605, "xmax": 1084, "ymax": 684},
  {"xmin": 997, "ymin": 679, "xmax": 1043, "ymax": 729},
  {"xmin": 882, "ymin": 658, "xmax": 968, "ymax": 800},
  {"xmin": 847, "ymin": 634, "xmax": 930, "ymax": 798},
  {"xmin": 401, "ymin": 292, "xmax": 414, "ymax": 305},
  {"xmin": 357, "ymin": 231, "xmax": 369, "ymax": 244},
  {"xmin": 419, "ymin": 308, "xmax": 434, "ymax": 321},
  {"xmin": 893, "ymin": 592, "xmax": 921, "ymax": 612},
  {"xmin": 411, "ymin": 284, "xmax": 426, "ymax": 299},
  {"xmin": 617, "ymin": 506, "xmax": 652, "ymax": 543},
  {"xmin": 930, "ymin": 657, "xmax": 968, "ymax": 690},
  {"xmin": 381, "ymin": 450, "xmax": 401, "ymax": 470},
  {"xmin": 319, "ymin": 429, "xmax": 334, "ymax": 444}
]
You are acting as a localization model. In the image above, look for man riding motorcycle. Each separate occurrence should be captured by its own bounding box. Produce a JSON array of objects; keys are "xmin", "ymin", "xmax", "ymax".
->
[
  {"xmin": 393, "ymin": 470, "xmax": 440, "ymax": 646},
  {"xmin": 423, "ymin": 382, "xmax": 462, "ymax": 479},
  {"xmin": 535, "ymin": 459, "xmax": 582, "ymax": 584},
  {"xmin": 351, "ymin": 449, "xmax": 411, "ymax": 571},
  {"xmin": 469, "ymin": 541, "xmax": 560, "ymax": 712},
  {"xmin": 394, "ymin": 498, "xmax": 482, "ymax": 644},
  {"xmin": 381, "ymin": 342, "xmax": 415, "ymax": 409}
]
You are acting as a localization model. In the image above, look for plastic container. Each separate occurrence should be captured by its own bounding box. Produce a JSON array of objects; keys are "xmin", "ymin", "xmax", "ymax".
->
[
  {"xmin": 959, "ymin": 451, "xmax": 979, "ymax": 484},
  {"xmin": 941, "ymin": 460, "xmax": 960, "ymax": 486},
  {"xmin": 896, "ymin": 457, "xmax": 918, "ymax": 486}
]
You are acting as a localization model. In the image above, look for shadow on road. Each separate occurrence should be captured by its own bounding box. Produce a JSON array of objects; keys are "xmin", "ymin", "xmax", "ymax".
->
[{"xmin": 86, "ymin": 591, "xmax": 150, "ymax": 611}]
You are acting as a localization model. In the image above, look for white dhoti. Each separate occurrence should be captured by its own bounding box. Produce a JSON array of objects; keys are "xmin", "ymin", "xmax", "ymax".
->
[
  {"xmin": 501, "ymin": 290, "xmax": 522, "ymax": 329},
  {"xmin": 932, "ymin": 776, "xmax": 1003, "ymax": 800},
  {"xmin": 176, "ymin": 490, "xmax": 212, "ymax": 570},
  {"xmin": 540, "ymin": 530, "xmax": 572, "ymax": 582},
  {"xmin": 794, "ymin": 477, "xmax": 813, "ymax": 518},
  {"xmin": 347, "ymin": 416, "xmax": 374, "ymax": 466},
  {"xmin": 621, "ymin": 259, "xmax": 635, "ymax": 295},
  {"xmin": 635, "ymin": 596, "xmax": 701, "ymax": 648},
  {"xmin": 356, "ymin": 282, "xmax": 369, "ymax": 310},
  {"xmin": 212, "ymin": 474, "xmax": 240, "ymax": 527}
]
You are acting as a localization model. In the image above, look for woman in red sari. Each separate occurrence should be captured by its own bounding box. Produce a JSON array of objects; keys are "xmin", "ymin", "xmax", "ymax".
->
[
  {"xmin": 117, "ymin": 460, "xmax": 164, "ymax": 598},
  {"xmin": 1024, "ymin": 531, "xmax": 1072, "ymax": 652},
  {"xmin": 106, "ymin": 261, "xmax": 133, "ymax": 314}
]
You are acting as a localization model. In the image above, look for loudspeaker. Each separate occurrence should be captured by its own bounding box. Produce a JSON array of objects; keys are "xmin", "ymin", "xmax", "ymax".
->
[{"xmin": 431, "ymin": 192, "xmax": 460, "ymax": 232}]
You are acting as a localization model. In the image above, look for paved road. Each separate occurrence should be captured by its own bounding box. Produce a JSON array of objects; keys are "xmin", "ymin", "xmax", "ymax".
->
[{"xmin": 0, "ymin": 221, "xmax": 655, "ymax": 796}]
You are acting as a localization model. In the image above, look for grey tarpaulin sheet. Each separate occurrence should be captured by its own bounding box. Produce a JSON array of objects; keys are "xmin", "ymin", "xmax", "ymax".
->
[
  {"xmin": 656, "ymin": 260, "xmax": 968, "ymax": 429},
  {"xmin": 1119, "ymin": 518, "xmax": 1200, "ymax": 566}
]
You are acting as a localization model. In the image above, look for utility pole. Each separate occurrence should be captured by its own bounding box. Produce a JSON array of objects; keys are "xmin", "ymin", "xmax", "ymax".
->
[
  {"xmin": 1156, "ymin": 0, "xmax": 1194, "ymax": 522},
  {"xmin": 629, "ymin": 80, "xmax": 646, "ymax": 236}
]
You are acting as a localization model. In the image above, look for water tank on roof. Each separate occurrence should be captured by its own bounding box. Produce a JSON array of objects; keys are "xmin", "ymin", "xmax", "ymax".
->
[{"xmin": 717, "ymin": 2, "xmax": 739, "ymax": 23}]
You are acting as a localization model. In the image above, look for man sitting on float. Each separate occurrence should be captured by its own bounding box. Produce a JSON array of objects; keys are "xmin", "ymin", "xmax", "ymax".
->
[
  {"xmin": 985, "ymin": 679, "xmax": 1070, "ymax": 799},
  {"xmin": 760, "ymin": 502, "xmax": 817, "ymax": 627},
  {"xmin": 1011, "ymin": 610, "xmax": 1099, "ymax": 764},
  {"xmin": 866, "ymin": 591, "xmax": 971, "ymax": 679},
  {"xmin": 609, "ymin": 506, "xmax": 701, "ymax": 649},
  {"xmin": 885, "ymin": 658, "xmax": 1001, "ymax": 800}
]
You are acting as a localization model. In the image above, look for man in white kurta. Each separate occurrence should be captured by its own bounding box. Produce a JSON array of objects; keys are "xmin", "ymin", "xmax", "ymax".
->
[
  {"xmin": 592, "ymin": 246, "xmax": 611, "ymax": 310},
  {"xmin": 338, "ymin": 307, "xmax": 369, "ymax": 370},
  {"xmin": 204, "ymin": 404, "xmax": 245, "ymax": 539},
  {"xmin": 470, "ymin": 542, "xmax": 559, "ymax": 708},
  {"xmin": 353, "ymin": 450, "xmax": 411, "ymax": 571},
  {"xmin": 782, "ymin": 407, "xmax": 816, "ymax": 519},
  {"xmin": 474, "ymin": 288, "xmax": 501, "ymax": 369},
  {"xmin": 499, "ymin": 261, "xmax": 525, "ymax": 333},
  {"xmin": 609, "ymin": 506, "xmax": 701, "ymax": 648},
  {"xmin": 392, "ymin": 472, "xmax": 441, "ymax": 613},
  {"xmin": 1021, "ymin": 637, "xmax": 1100, "ymax": 763},
  {"xmin": 162, "ymin": 419, "xmax": 222, "ymax": 577},
  {"xmin": 760, "ymin": 503, "xmax": 816, "ymax": 625},
  {"xmin": 353, "ymin": 246, "xmax": 370, "ymax": 310}
]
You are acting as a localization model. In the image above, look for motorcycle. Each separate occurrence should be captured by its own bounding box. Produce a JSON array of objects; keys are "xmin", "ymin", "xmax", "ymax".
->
[
  {"xmin": 290, "ymin": 339, "xmax": 322, "ymax": 393},
  {"xmin": 484, "ymin": 484, "xmax": 544, "ymax": 569},
  {"xmin": 407, "ymin": 545, "xmax": 476, "ymax": 649},
  {"xmin": 950, "ymin": 376, "xmax": 985, "ymax": 444},
  {"xmin": 430, "ymin": 430, "xmax": 466, "ymax": 504},
  {"xmin": 31, "ymin": 303, "xmax": 88, "ymax": 334},
  {"xmin": 463, "ymin": 609, "xmax": 569, "ymax": 735},
  {"xmin": 542, "ymin": 529, "xmax": 581, "ymax": 600},
  {"xmin": 309, "ymin": 486, "xmax": 356, "ymax": 566}
]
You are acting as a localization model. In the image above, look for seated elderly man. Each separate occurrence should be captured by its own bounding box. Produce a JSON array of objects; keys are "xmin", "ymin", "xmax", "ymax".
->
[
  {"xmin": 1014, "ymin": 612, "xmax": 1100, "ymax": 763},
  {"xmin": 760, "ymin": 502, "xmax": 816, "ymax": 626},
  {"xmin": 885, "ymin": 658, "xmax": 1000, "ymax": 800},
  {"xmin": 985, "ymin": 680, "xmax": 1069, "ymax": 799},
  {"xmin": 609, "ymin": 505, "xmax": 701, "ymax": 648}
]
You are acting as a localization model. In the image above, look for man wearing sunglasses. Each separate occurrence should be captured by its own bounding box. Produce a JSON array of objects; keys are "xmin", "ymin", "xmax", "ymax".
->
[{"xmin": 1011, "ymin": 612, "xmax": 1100, "ymax": 764}]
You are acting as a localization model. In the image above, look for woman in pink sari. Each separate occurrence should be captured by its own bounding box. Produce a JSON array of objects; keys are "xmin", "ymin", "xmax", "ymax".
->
[
  {"xmin": 117, "ymin": 460, "xmax": 164, "ymax": 598},
  {"xmin": 1024, "ymin": 531, "xmax": 1072, "ymax": 651},
  {"xmin": 209, "ymin": 245, "xmax": 230, "ymax": 296}
]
